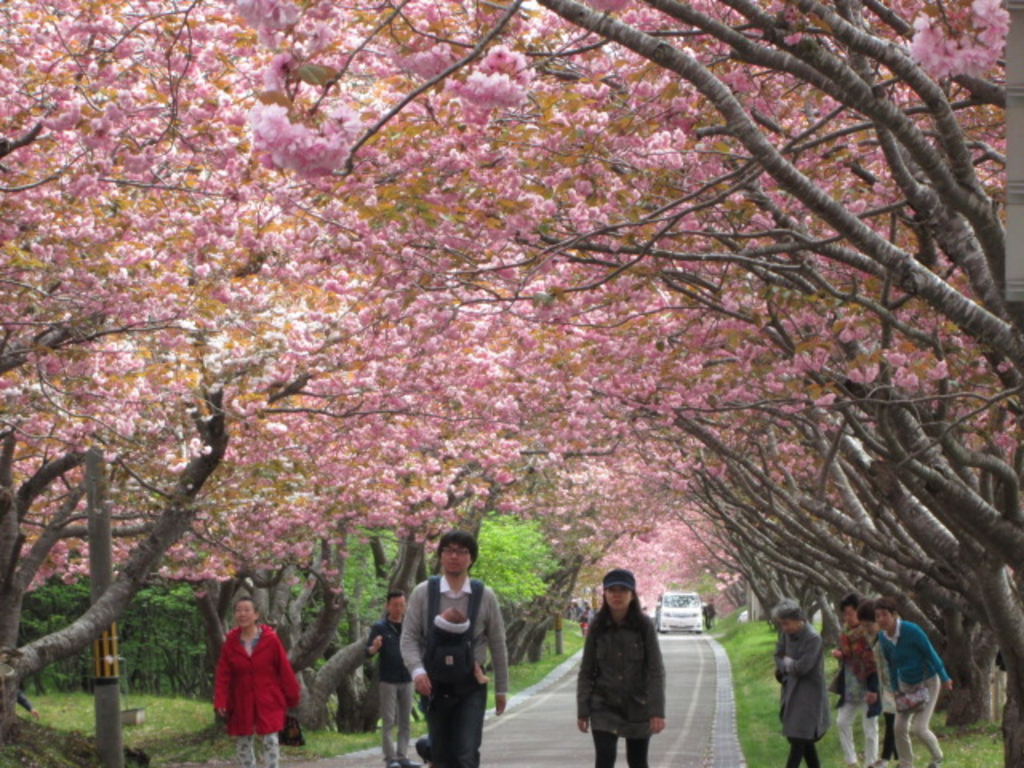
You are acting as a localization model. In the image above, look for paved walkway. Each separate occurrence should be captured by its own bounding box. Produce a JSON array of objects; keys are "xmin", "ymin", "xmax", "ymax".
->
[{"xmin": 250, "ymin": 633, "xmax": 744, "ymax": 768}]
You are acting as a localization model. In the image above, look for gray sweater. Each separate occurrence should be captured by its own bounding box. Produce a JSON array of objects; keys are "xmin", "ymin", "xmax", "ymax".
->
[
  {"xmin": 400, "ymin": 577, "xmax": 510, "ymax": 695},
  {"xmin": 774, "ymin": 622, "xmax": 830, "ymax": 741}
]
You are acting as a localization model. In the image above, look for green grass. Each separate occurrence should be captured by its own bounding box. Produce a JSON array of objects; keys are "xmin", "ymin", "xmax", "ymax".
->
[
  {"xmin": 716, "ymin": 611, "xmax": 1003, "ymax": 767},
  {"xmin": 3, "ymin": 627, "xmax": 586, "ymax": 767}
]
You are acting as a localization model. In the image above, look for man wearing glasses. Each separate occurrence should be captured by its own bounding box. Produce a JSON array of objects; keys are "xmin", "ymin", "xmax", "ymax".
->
[{"xmin": 401, "ymin": 530, "xmax": 509, "ymax": 768}]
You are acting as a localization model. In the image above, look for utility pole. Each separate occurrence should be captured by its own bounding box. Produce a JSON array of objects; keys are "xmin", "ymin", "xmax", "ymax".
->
[
  {"xmin": 87, "ymin": 447, "xmax": 123, "ymax": 768},
  {"xmin": 1007, "ymin": 1, "xmax": 1024, "ymax": 302}
]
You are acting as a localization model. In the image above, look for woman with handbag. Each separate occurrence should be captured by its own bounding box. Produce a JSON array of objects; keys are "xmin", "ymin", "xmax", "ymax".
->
[
  {"xmin": 214, "ymin": 597, "xmax": 301, "ymax": 768},
  {"xmin": 576, "ymin": 569, "xmax": 666, "ymax": 768},
  {"xmin": 874, "ymin": 597, "xmax": 952, "ymax": 768},
  {"xmin": 773, "ymin": 599, "xmax": 830, "ymax": 768}
]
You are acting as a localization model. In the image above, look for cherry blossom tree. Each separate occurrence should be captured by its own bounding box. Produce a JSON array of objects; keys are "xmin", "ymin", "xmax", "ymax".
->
[{"xmin": 2, "ymin": 0, "xmax": 1019, "ymax": 760}]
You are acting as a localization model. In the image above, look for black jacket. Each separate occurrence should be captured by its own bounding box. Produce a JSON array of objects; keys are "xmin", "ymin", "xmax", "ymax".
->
[{"xmin": 367, "ymin": 619, "xmax": 412, "ymax": 684}]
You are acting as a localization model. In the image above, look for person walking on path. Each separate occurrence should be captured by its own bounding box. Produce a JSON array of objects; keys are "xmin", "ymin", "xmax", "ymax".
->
[
  {"xmin": 400, "ymin": 530, "xmax": 509, "ymax": 768},
  {"xmin": 367, "ymin": 590, "xmax": 420, "ymax": 768},
  {"xmin": 576, "ymin": 568, "xmax": 666, "ymax": 768},
  {"xmin": 874, "ymin": 597, "xmax": 952, "ymax": 768},
  {"xmin": 831, "ymin": 592, "xmax": 880, "ymax": 768},
  {"xmin": 773, "ymin": 599, "xmax": 830, "ymax": 768},
  {"xmin": 858, "ymin": 600, "xmax": 899, "ymax": 767},
  {"xmin": 214, "ymin": 597, "xmax": 300, "ymax": 768}
]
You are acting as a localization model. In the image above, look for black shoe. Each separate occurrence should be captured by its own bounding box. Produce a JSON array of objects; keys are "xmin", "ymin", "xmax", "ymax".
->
[{"xmin": 398, "ymin": 760, "xmax": 421, "ymax": 768}]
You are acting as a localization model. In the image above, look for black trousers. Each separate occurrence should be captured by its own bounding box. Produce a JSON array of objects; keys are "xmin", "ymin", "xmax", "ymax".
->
[
  {"xmin": 592, "ymin": 729, "xmax": 650, "ymax": 768},
  {"xmin": 881, "ymin": 711, "xmax": 899, "ymax": 760},
  {"xmin": 785, "ymin": 737, "xmax": 821, "ymax": 768}
]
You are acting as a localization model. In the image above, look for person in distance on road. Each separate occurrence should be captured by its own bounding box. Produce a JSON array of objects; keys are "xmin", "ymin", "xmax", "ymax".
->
[{"xmin": 576, "ymin": 568, "xmax": 666, "ymax": 768}]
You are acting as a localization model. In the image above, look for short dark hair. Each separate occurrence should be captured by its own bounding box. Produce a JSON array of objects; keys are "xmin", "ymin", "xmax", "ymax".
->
[
  {"xmin": 856, "ymin": 599, "xmax": 876, "ymax": 622},
  {"xmin": 437, "ymin": 530, "xmax": 478, "ymax": 564},
  {"xmin": 839, "ymin": 592, "xmax": 862, "ymax": 612},
  {"xmin": 235, "ymin": 596, "xmax": 258, "ymax": 612},
  {"xmin": 386, "ymin": 590, "xmax": 405, "ymax": 602},
  {"xmin": 874, "ymin": 596, "xmax": 900, "ymax": 614}
]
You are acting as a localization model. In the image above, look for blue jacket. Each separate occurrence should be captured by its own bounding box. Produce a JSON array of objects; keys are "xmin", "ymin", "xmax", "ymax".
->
[{"xmin": 878, "ymin": 619, "xmax": 950, "ymax": 690}]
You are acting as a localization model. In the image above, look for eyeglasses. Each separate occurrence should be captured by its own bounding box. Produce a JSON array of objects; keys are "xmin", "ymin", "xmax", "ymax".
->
[{"xmin": 441, "ymin": 547, "xmax": 471, "ymax": 557}]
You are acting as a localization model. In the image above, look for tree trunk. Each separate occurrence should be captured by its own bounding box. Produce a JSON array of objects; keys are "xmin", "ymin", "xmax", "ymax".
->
[
  {"xmin": 525, "ymin": 618, "xmax": 551, "ymax": 663},
  {"xmin": 1003, "ymin": 653, "xmax": 1024, "ymax": 768},
  {"xmin": 334, "ymin": 665, "xmax": 370, "ymax": 733},
  {"xmin": 389, "ymin": 534, "xmax": 424, "ymax": 596},
  {"xmin": 942, "ymin": 609, "xmax": 996, "ymax": 726},
  {"xmin": 296, "ymin": 639, "xmax": 365, "ymax": 730}
]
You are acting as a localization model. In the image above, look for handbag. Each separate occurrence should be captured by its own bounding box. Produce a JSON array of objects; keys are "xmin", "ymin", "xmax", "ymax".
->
[
  {"xmin": 894, "ymin": 684, "xmax": 930, "ymax": 713},
  {"xmin": 279, "ymin": 714, "xmax": 305, "ymax": 746}
]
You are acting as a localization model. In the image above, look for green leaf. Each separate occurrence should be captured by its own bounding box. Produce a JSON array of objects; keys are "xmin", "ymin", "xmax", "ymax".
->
[{"xmin": 296, "ymin": 63, "xmax": 338, "ymax": 87}]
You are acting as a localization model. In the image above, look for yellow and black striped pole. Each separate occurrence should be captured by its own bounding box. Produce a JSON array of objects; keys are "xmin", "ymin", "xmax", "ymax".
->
[{"xmin": 92, "ymin": 624, "xmax": 120, "ymax": 680}]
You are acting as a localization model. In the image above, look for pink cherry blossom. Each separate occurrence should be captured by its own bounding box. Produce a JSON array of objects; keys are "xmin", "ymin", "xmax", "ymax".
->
[
  {"xmin": 397, "ymin": 45, "xmax": 454, "ymax": 80},
  {"xmin": 235, "ymin": 0, "xmax": 299, "ymax": 31},
  {"xmin": 909, "ymin": 0, "xmax": 1008, "ymax": 78},
  {"xmin": 584, "ymin": 0, "xmax": 630, "ymax": 12},
  {"xmin": 249, "ymin": 103, "xmax": 360, "ymax": 177}
]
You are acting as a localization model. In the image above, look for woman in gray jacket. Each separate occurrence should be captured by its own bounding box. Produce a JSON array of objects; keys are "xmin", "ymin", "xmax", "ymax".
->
[
  {"xmin": 577, "ymin": 569, "xmax": 666, "ymax": 768},
  {"xmin": 773, "ymin": 599, "xmax": 830, "ymax": 768}
]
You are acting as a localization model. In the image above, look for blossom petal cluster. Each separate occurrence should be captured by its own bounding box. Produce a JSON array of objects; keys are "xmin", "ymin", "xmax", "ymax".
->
[
  {"xmin": 448, "ymin": 45, "xmax": 532, "ymax": 117},
  {"xmin": 909, "ymin": 0, "xmax": 1009, "ymax": 78},
  {"xmin": 397, "ymin": 44, "xmax": 454, "ymax": 80},
  {"xmin": 235, "ymin": 0, "xmax": 299, "ymax": 31},
  {"xmin": 249, "ymin": 103, "xmax": 361, "ymax": 177}
]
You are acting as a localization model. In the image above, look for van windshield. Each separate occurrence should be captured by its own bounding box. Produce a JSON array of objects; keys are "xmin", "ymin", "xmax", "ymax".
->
[{"xmin": 662, "ymin": 594, "xmax": 700, "ymax": 609}]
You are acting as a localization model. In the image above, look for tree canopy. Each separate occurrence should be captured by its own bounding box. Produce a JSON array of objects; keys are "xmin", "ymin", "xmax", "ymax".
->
[{"xmin": 0, "ymin": 0, "xmax": 1019, "ymax": 761}]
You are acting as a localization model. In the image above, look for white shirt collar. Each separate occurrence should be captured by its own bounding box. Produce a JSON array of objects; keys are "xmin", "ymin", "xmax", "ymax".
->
[
  {"xmin": 440, "ymin": 575, "xmax": 472, "ymax": 598},
  {"xmin": 887, "ymin": 618, "xmax": 902, "ymax": 643}
]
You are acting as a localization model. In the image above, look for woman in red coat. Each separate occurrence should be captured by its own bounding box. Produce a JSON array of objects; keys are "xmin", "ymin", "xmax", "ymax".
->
[{"xmin": 214, "ymin": 597, "xmax": 300, "ymax": 768}]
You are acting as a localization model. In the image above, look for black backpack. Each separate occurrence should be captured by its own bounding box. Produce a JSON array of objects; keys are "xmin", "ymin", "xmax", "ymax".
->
[{"xmin": 424, "ymin": 575, "xmax": 484, "ymax": 692}]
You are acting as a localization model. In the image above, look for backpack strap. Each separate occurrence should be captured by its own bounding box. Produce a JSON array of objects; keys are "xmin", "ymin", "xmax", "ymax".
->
[{"xmin": 427, "ymin": 575, "xmax": 442, "ymax": 625}]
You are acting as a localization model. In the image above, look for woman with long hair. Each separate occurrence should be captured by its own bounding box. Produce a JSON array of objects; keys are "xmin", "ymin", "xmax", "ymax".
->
[{"xmin": 576, "ymin": 569, "xmax": 666, "ymax": 768}]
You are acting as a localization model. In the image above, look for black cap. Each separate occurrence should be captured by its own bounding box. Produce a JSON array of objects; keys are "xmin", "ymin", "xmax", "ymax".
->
[{"xmin": 602, "ymin": 568, "xmax": 636, "ymax": 591}]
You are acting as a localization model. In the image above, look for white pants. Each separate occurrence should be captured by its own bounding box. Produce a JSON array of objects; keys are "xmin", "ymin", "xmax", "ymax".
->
[
  {"xmin": 235, "ymin": 733, "xmax": 279, "ymax": 768},
  {"xmin": 895, "ymin": 675, "xmax": 943, "ymax": 767},
  {"xmin": 380, "ymin": 681, "xmax": 413, "ymax": 761},
  {"xmin": 838, "ymin": 699, "xmax": 879, "ymax": 765}
]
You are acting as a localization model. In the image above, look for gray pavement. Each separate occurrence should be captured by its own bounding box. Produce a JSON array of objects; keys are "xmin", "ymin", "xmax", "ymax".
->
[{"xmin": 286, "ymin": 632, "xmax": 745, "ymax": 768}]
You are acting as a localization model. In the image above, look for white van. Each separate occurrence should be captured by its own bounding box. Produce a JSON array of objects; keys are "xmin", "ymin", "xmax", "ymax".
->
[{"xmin": 655, "ymin": 591, "xmax": 703, "ymax": 633}]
